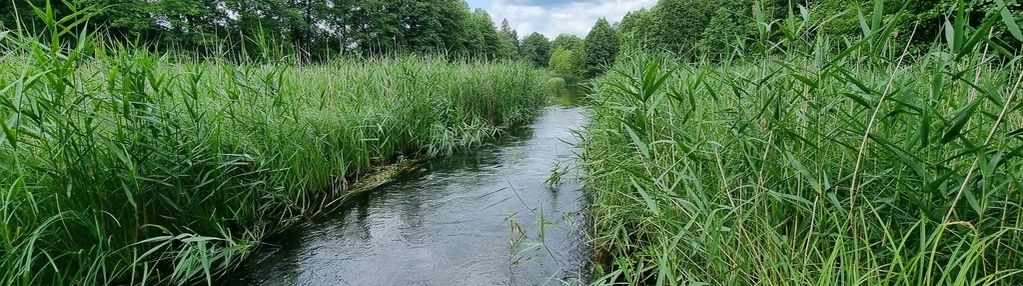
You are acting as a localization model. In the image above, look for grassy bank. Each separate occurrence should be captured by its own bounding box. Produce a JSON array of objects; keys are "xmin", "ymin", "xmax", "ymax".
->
[
  {"xmin": 0, "ymin": 32, "xmax": 547, "ymax": 284},
  {"xmin": 582, "ymin": 31, "xmax": 1023, "ymax": 286}
]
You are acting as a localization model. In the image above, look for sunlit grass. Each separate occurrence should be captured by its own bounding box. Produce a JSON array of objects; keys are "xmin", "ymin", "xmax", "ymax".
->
[
  {"xmin": 582, "ymin": 2, "xmax": 1023, "ymax": 285},
  {"xmin": 0, "ymin": 22, "xmax": 548, "ymax": 285}
]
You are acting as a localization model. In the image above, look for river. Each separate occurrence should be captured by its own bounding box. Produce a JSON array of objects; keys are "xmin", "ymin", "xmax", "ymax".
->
[{"xmin": 223, "ymin": 98, "xmax": 591, "ymax": 285}]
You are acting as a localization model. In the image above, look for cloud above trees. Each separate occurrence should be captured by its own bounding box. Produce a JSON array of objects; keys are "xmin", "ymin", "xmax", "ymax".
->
[{"xmin": 472, "ymin": 0, "xmax": 657, "ymax": 38}]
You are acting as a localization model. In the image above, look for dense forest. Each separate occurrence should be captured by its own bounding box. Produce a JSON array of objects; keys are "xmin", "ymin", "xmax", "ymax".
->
[
  {"xmin": 606, "ymin": 0, "xmax": 1022, "ymax": 67},
  {"xmin": 0, "ymin": 0, "xmax": 549, "ymax": 62},
  {"xmin": 526, "ymin": 0, "xmax": 1023, "ymax": 83}
]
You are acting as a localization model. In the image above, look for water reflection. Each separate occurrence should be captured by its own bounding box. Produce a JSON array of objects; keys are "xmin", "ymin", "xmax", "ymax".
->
[{"xmin": 224, "ymin": 101, "xmax": 590, "ymax": 285}]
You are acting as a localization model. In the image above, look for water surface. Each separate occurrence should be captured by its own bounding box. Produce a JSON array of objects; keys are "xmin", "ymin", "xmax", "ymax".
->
[{"xmin": 225, "ymin": 102, "xmax": 591, "ymax": 285}]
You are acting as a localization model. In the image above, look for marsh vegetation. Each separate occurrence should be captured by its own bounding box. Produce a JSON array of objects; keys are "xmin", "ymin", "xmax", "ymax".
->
[
  {"xmin": 3, "ymin": 0, "xmax": 1023, "ymax": 285},
  {"xmin": 581, "ymin": 0, "xmax": 1023, "ymax": 285}
]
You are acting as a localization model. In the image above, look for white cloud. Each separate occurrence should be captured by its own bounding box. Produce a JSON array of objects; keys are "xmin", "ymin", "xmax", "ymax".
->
[{"xmin": 487, "ymin": 0, "xmax": 657, "ymax": 39}]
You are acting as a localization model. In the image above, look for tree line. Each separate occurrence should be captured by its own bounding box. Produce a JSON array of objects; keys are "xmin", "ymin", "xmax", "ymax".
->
[
  {"xmin": 556, "ymin": 0, "xmax": 1023, "ymax": 81},
  {"xmin": 3, "ymin": 0, "xmax": 1016, "ymax": 75},
  {"xmin": 0, "ymin": 0, "xmax": 555, "ymax": 64},
  {"xmin": 618, "ymin": 0, "xmax": 1019, "ymax": 55}
]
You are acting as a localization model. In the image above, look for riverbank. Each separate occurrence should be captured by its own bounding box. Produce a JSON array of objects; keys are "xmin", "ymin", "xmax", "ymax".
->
[
  {"xmin": 581, "ymin": 53, "xmax": 1023, "ymax": 284},
  {"xmin": 0, "ymin": 47, "xmax": 548, "ymax": 284},
  {"xmin": 222, "ymin": 104, "xmax": 591, "ymax": 285}
]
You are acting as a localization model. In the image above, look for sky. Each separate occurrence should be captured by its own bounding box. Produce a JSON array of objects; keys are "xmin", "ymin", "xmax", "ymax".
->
[{"xmin": 466, "ymin": 0, "xmax": 657, "ymax": 39}]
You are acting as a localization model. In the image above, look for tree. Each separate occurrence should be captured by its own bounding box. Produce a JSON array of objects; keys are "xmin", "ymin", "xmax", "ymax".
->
[
  {"xmin": 463, "ymin": 9, "xmax": 488, "ymax": 56},
  {"xmin": 695, "ymin": 1, "xmax": 764, "ymax": 58},
  {"xmin": 389, "ymin": 0, "xmax": 483, "ymax": 55},
  {"xmin": 808, "ymin": 0, "xmax": 1018, "ymax": 48},
  {"xmin": 435, "ymin": 0, "xmax": 475, "ymax": 55},
  {"xmin": 520, "ymin": 32, "xmax": 551, "ymax": 67},
  {"xmin": 551, "ymin": 34, "xmax": 584, "ymax": 51},
  {"xmin": 350, "ymin": 0, "xmax": 404, "ymax": 55},
  {"xmin": 549, "ymin": 34, "xmax": 584, "ymax": 81},
  {"xmin": 284, "ymin": 0, "xmax": 333, "ymax": 63},
  {"xmin": 0, "ymin": 0, "xmax": 530, "ymax": 61},
  {"xmin": 617, "ymin": 9, "xmax": 653, "ymax": 50},
  {"xmin": 582, "ymin": 18, "xmax": 619, "ymax": 78},
  {"xmin": 549, "ymin": 47, "xmax": 583, "ymax": 81},
  {"xmin": 471, "ymin": 9, "xmax": 511, "ymax": 60},
  {"xmin": 500, "ymin": 18, "xmax": 520, "ymax": 55},
  {"xmin": 648, "ymin": 0, "xmax": 720, "ymax": 55}
]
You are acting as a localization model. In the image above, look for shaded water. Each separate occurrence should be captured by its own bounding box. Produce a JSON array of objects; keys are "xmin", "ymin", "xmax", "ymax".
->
[{"xmin": 224, "ymin": 100, "xmax": 591, "ymax": 285}]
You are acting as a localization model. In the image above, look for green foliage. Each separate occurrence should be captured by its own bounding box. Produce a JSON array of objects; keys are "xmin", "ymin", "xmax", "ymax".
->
[
  {"xmin": 585, "ymin": 53, "xmax": 1023, "ymax": 286},
  {"xmin": 499, "ymin": 18, "xmax": 521, "ymax": 57},
  {"xmin": 520, "ymin": 32, "xmax": 551, "ymax": 67},
  {"xmin": 809, "ymin": 0, "xmax": 867, "ymax": 37},
  {"xmin": 551, "ymin": 34, "xmax": 584, "ymax": 51},
  {"xmin": 0, "ymin": 0, "xmax": 524, "ymax": 61},
  {"xmin": 583, "ymin": 1, "xmax": 1023, "ymax": 284},
  {"xmin": 696, "ymin": 8, "xmax": 746, "ymax": 58},
  {"xmin": 647, "ymin": 0, "xmax": 720, "ymax": 54},
  {"xmin": 471, "ymin": 8, "xmax": 517, "ymax": 60},
  {"xmin": 542, "ymin": 77, "xmax": 568, "ymax": 96},
  {"xmin": 549, "ymin": 47, "xmax": 583, "ymax": 82},
  {"xmin": 0, "ymin": 29, "xmax": 547, "ymax": 284},
  {"xmin": 617, "ymin": 8, "xmax": 654, "ymax": 50},
  {"xmin": 806, "ymin": 0, "xmax": 1022, "ymax": 50},
  {"xmin": 616, "ymin": 0, "xmax": 783, "ymax": 58},
  {"xmin": 582, "ymin": 18, "xmax": 620, "ymax": 78}
]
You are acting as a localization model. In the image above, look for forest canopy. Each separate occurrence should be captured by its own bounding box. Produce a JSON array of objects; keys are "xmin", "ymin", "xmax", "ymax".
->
[{"xmin": 0, "ymin": 0, "xmax": 533, "ymax": 62}]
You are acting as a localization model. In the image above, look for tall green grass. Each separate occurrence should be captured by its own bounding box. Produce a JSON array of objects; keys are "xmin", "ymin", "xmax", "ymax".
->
[
  {"xmin": 0, "ymin": 16, "xmax": 547, "ymax": 284},
  {"xmin": 583, "ymin": 2, "xmax": 1023, "ymax": 285}
]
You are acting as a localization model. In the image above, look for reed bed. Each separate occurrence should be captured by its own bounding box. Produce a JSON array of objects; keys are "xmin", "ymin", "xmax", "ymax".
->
[
  {"xmin": 0, "ymin": 30, "xmax": 547, "ymax": 284},
  {"xmin": 582, "ymin": 7, "xmax": 1023, "ymax": 285}
]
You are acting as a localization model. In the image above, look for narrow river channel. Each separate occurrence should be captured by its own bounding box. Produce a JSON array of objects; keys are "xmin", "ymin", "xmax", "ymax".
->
[{"xmin": 224, "ymin": 100, "xmax": 591, "ymax": 285}]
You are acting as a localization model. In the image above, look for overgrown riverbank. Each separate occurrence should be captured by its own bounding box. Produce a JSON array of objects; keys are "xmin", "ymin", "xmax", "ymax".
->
[
  {"xmin": 0, "ymin": 33, "xmax": 548, "ymax": 284},
  {"xmin": 582, "ymin": 36, "xmax": 1023, "ymax": 286}
]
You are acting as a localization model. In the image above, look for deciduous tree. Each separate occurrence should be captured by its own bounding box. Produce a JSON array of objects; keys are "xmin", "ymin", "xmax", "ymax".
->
[
  {"xmin": 582, "ymin": 18, "xmax": 619, "ymax": 77},
  {"xmin": 520, "ymin": 32, "xmax": 551, "ymax": 67}
]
